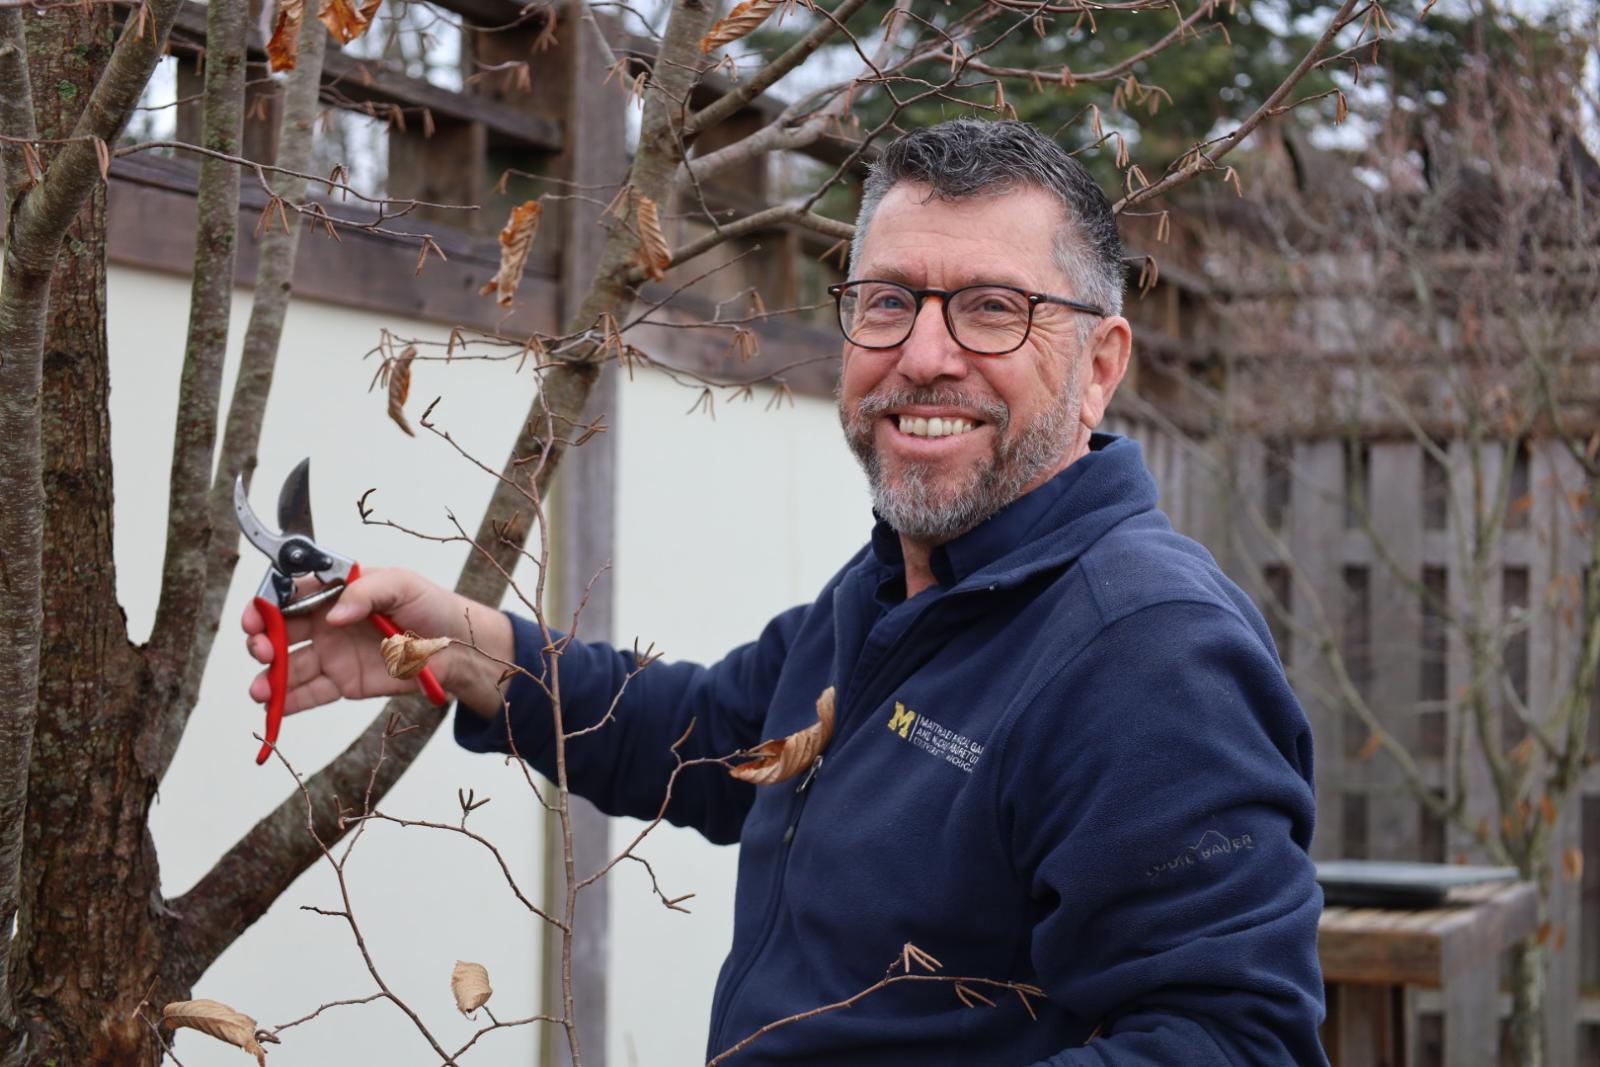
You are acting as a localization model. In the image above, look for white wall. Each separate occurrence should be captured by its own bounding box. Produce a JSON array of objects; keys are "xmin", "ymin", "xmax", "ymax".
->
[
  {"xmin": 608, "ymin": 371, "xmax": 866, "ymax": 1065},
  {"xmin": 109, "ymin": 264, "xmax": 868, "ymax": 1065}
]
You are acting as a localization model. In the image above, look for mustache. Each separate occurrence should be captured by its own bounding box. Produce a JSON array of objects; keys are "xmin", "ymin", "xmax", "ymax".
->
[{"xmin": 851, "ymin": 387, "xmax": 1009, "ymax": 429}]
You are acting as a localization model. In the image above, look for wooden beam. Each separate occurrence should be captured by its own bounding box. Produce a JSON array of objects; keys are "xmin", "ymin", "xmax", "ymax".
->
[
  {"xmin": 106, "ymin": 153, "xmax": 557, "ymax": 336},
  {"xmin": 156, "ymin": 0, "xmax": 563, "ymax": 152},
  {"xmin": 103, "ymin": 154, "xmax": 845, "ymax": 400}
]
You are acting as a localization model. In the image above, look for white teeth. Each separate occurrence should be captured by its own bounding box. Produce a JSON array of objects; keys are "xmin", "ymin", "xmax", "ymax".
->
[{"xmin": 896, "ymin": 415, "xmax": 976, "ymax": 438}]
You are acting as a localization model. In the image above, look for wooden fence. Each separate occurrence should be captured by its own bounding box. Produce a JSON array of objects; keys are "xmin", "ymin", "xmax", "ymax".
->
[{"xmin": 1109, "ymin": 413, "xmax": 1600, "ymax": 1065}]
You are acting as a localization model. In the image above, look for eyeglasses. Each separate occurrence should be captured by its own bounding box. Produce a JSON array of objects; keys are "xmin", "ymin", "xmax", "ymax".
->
[{"xmin": 828, "ymin": 280, "xmax": 1106, "ymax": 356}]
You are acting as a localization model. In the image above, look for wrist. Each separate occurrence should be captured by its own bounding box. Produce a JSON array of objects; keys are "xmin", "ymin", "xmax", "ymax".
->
[{"xmin": 439, "ymin": 601, "xmax": 515, "ymax": 717}]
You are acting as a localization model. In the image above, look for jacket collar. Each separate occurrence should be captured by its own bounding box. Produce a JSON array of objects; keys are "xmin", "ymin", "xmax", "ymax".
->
[{"xmin": 867, "ymin": 433, "xmax": 1157, "ymax": 597}]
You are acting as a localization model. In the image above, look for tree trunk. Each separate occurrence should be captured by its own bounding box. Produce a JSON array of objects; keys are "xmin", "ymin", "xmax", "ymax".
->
[
  {"xmin": 1508, "ymin": 934, "xmax": 1545, "ymax": 1067},
  {"xmin": 5, "ymin": 7, "xmax": 174, "ymax": 1062}
]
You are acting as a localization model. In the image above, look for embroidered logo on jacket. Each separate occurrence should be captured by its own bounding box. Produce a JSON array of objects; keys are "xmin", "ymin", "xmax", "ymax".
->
[
  {"xmin": 886, "ymin": 701, "xmax": 984, "ymax": 773},
  {"xmin": 1146, "ymin": 829, "xmax": 1256, "ymax": 880}
]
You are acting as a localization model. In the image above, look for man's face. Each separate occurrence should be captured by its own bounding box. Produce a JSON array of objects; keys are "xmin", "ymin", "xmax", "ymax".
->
[{"xmin": 838, "ymin": 183, "xmax": 1097, "ymax": 542}]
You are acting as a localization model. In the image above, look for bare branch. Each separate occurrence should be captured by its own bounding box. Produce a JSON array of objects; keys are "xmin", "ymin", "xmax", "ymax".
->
[
  {"xmin": 147, "ymin": 0, "xmax": 247, "ymax": 682},
  {"xmin": 158, "ymin": 0, "xmax": 332, "ymax": 784},
  {"xmin": 1114, "ymin": 0, "xmax": 1361, "ymax": 213},
  {"xmin": 633, "ymin": 203, "xmax": 853, "ymax": 282},
  {"xmin": 684, "ymin": 0, "xmax": 877, "ymax": 140},
  {"xmin": 0, "ymin": 7, "xmax": 35, "ymax": 206}
]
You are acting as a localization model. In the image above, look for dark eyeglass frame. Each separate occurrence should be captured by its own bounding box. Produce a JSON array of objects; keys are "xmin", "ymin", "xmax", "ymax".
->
[{"xmin": 827, "ymin": 279, "xmax": 1107, "ymax": 356}]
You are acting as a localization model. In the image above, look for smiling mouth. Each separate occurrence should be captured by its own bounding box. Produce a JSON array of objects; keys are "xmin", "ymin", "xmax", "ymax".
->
[{"xmin": 892, "ymin": 414, "xmax": 980, "ymax": 439}]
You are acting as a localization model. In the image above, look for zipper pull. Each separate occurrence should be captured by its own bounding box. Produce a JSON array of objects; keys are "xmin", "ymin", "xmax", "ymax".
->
[
  {"xmin": 795, "ymin": 755, "xmax": 824, "ymax": 794},
  {"xmin": 782, "ymin": 756, "xmax": 825, "ymax": 845}
]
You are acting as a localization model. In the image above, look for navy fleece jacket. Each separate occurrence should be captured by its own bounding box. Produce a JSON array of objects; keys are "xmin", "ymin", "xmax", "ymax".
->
[{"xmin": 457, "ymin": 433, "xmax": 1328, "ymax": 1066}]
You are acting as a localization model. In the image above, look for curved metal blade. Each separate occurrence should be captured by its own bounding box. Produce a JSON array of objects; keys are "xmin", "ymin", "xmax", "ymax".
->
[
  {"xmin": 277, "ymin": 457, "xmax": 315, "ymax": 541},
  {"xmin": 234, "ymin": 473, "xmax": 291, "ymax": 562}
]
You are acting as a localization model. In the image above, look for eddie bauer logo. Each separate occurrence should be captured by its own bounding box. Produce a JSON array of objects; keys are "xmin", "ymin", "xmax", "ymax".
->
[
  {"xmin": 1147, "ymin": 829, "xmax": 1255, "ymax": 880},
  {"xmin": 886, "ymin": 702, "xmax": 984, "ymax": 773}
]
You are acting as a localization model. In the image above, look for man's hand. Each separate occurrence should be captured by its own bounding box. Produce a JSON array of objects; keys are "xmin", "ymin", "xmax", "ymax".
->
[{"xmin": 241, "ymin": 567, "xmax": 514, "ymax": 719}]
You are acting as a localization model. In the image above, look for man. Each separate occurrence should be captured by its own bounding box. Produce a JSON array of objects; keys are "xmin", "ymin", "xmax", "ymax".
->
[{"xmin": 245, "ymin": 119, "xmax": 1328, "ymax": 1065}]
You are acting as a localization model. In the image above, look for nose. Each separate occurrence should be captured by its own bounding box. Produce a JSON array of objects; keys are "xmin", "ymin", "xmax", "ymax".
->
[{"xmin": 893, "ymin": 294, "xmax": 969, "ymax": 385}]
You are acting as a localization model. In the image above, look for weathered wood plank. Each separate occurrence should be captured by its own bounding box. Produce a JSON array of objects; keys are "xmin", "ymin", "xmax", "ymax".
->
[
  {"xmin": 1292, "ymin": 440, "xmax": 1347, "ymax": 860},
  {"xmin": 1366, "ymin": 442, "xmax": 1424, "ymax": 860}
]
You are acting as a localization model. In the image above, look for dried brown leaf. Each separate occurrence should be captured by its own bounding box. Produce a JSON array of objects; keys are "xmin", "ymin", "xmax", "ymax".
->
[
  {"xmin": 381, "ymin": 631, "xmax": 450, "ymax": 680},
  {"xmin": 729, "ymin": 687, "xmax": 835, "ymax": 786},
  {"xmin": 1538, "ymin": 793, "xmax": 1557, "ymax": 827},
  {"xmin": 162, "ymin": 999, "xmax": 269, "ymax": 1065},
  {"xmin": 700, "ymin": 0, "xmax": 779, "ymax": 53},
  {"xmin": 1563, "ymin": 846, "xmax": 1584, "ymax": 882},
  {"xmin": 387, "ymin": 345, "xmax": 416, "ymax": 436},
  {"xmin": 634, "ymin": 193, "xmax": 671, "ymax": 282},
  {"xmin": 451, "ymin": 960, "xmax": 494, "ymax": 1015},
  {"xmin": 320, "ymin": 0, "xmax": 382, "ymax": 43},
  {"xmin": 479, "ymin": 199, "xmax": 543, "ymax": 307},
  {"xmin": 1356, "ymin": 731, "xmax": 1382, "ymax": 761},
  {"xmin": 266, "ymin": 0, "xmax": 305, "ymax": 72}
]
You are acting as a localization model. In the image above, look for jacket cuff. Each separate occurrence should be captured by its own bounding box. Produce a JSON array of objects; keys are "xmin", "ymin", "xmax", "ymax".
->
[{"xmin": 452, "ymin": 611, "xmax": 549, "ymax": 754}]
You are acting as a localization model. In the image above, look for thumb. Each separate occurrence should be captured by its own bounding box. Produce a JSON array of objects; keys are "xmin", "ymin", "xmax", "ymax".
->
[{"xmin": 326, "ymin": 582, "xmax": 376, "ymax": 626}]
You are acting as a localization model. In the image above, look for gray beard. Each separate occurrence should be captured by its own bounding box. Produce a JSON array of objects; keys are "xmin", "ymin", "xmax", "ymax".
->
[{"xmin": 840, "ymin": 384, "xmax": 1079, "ymax": 543}]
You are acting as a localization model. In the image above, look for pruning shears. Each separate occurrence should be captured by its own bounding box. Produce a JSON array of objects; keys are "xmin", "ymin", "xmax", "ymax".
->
[{"xmin": 235, "ymin": 458, "xmax": 447, "ymax": 765}]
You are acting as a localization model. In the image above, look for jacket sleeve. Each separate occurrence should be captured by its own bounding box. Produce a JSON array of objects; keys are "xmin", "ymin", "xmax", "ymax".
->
[
  {"xmin": 1000, "ymin": 601, "xmax": 1327, "ymax": 1067},
  {"xmin": 454, "ymin": 604, "xmax": 810, "ymax": 845}
]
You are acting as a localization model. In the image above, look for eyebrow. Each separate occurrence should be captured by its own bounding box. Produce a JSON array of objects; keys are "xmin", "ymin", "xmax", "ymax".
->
[{"xmin": 862, "ymin": 265, "xmax": 1035, "ymax": 290}]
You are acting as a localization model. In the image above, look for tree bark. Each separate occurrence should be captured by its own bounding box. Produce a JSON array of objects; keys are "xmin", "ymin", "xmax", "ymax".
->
[
  {"xmin": 5, "ymin": 9, "xmax": 163, "ymax": 1062},
  {"xmin": 1, "ymin": 1, "xmax": 189, "ymax": 1060}
]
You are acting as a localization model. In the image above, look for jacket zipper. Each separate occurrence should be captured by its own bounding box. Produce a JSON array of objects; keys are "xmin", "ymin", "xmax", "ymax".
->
[
  {"xmin": 709, "ymin": 753, "xmax": 825, "ymax": 1049},
  {"xmin": 781, "ymin": 755, "xmax": 824, "ymax": 844},
  {"xmin": 709, "ymin": 588, "xmax": 991, "ymax": 1052}
]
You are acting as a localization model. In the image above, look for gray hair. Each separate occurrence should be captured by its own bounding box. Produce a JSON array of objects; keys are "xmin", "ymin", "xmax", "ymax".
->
[{"xmin": 849, "ymin": 119, "xmax": 1125, "ymax": 320}]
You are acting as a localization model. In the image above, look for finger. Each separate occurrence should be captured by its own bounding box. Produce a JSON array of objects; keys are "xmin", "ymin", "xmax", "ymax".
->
[
  {"xmin": 246, "ymin": 617, "xmax": 319, "ymax": 664},
  {"xmin": 250, "ymin": 648, "xmax": 342, "ymax": 714},
  {"xmin": 283, "ymin": 675, "xmax": 347, "ymax": 717},
  {"xmin": 242, "ymin": 599, "xmax": 264, "ymax": 636}
]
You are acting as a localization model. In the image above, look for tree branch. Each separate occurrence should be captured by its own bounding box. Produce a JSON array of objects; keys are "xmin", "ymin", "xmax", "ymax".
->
[
  {"xmin": 683, "ymin": 0, "xmax": 876, "ymax": 141},
  {"xmin": 165, "ymin": 0, "xmax": 723, "ymax": 989},
  {"xmin": 630, "ymin": 203, "xmax": 852, "ymax": 283},
  {"xmin": 0, "ymin": 7, "xmax": 35, "ymax": 206},
  {"xmin": 158, "ymin": 0, "xmax": 331, "ymax": 784},
  {"xmin": 1114, "ymin": 0, "xmax": 1359, "ymax": 213},
  {"xmin": 146, "ymin": 0, "xmax": 246, "ymax": 683},
  {"xmin": 6, "ymin": 0, "xmax": 181, "ymax": 256}
]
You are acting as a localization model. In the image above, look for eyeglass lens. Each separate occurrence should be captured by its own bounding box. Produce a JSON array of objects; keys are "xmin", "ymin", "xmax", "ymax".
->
[{"xmin": 837, "ymin": 282, "xmax": 1032, "ymax": 354}]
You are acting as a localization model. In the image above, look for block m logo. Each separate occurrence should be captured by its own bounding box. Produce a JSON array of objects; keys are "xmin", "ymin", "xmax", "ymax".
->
[{"xmin": 887, "ymin": 702, "xmax": 917, "ymax": 738}]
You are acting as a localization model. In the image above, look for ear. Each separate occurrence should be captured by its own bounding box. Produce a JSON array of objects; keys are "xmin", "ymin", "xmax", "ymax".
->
[{"xmin": 1077, "ymin": 316, "xmax": 1132, "ymax": 429}]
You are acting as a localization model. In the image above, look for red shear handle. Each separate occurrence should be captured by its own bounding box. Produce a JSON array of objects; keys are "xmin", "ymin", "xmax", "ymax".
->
[
  {"xmin": 253, "ymin": 596, "xmax": 289, "ymax": 765},
  {"xmin": 347, "ymin": 563, "xmax": 448, "ymax": 706}
]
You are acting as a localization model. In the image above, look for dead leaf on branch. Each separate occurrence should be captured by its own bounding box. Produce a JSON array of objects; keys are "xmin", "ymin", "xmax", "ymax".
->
[
  {"xmin": 451, "ymin": 960, "xmax": 494, "ymax": 1015},
  {"xmin": 319, "ymin": 0, "xmax": 382, "ymax": 44},
  {"xmin": 162, "ymin": 999, "xmax": 275, "ymax": 1066},
  {"xmin": 381, "ymin": 632, "xmax": 451, "ymax": 680},
  {"xmin": 1564, "ymin": 846, "xmax": 1584, "ymax": 882},
  {"xmin": 634, "ymin": 193, "xmax": 671, "ymax": 282},
  {"xmin": 480, "ymin": 199, "xmax": 544, "ymax": 307},
  {"xmin": 700, "ymin": 0, "xmax": 780, "ymax": 53},
  {"xmin": 386, "ymin": 345, "xmax": 416, "ymax": 436},
  {"xmin": 729, "ymin": 687, "xmax": 834, "ymax": 786},
  {"xmin": 265, "ymin": 0, "xmax": 305, "ymax": 72}
]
